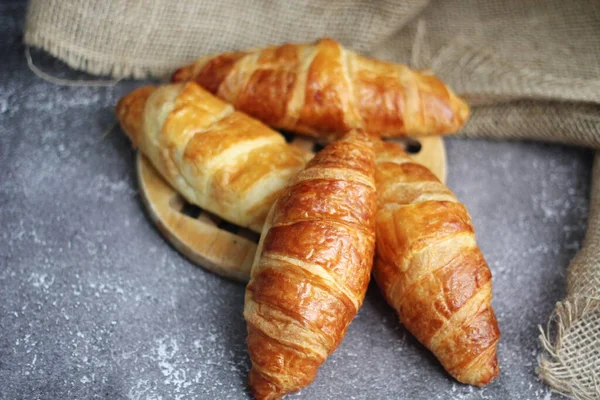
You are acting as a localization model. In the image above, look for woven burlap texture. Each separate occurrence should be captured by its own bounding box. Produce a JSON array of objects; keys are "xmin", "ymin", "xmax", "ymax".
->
[
  {"xmin": 24, "ymin": 0, "xmax": 600, "ymax": 398},
  {"xmin": 539, "ymin": 153, "xmax": 600, "ymax": 400}
]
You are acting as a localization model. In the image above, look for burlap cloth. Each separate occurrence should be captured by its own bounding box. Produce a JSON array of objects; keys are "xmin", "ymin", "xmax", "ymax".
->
[{"xmin": 24, "ymin": 0, "xmax": 600, "ymax": 398}]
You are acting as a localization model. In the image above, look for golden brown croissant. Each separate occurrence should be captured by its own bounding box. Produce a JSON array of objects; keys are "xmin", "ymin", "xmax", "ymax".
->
[
  {"xmin": 244, "ymin": 130, "xmax": 377, "ymax": 399},
  {"xmin": 116, "ymin": 82, "xmax": 309, "ymax": 232},
  {"xmin": 172, "ymin": 38, "xmax": 470, "ymax": 141},
  {"xmin": 373, "ymin": 140, "xmax": 500, "ymax": 386}
]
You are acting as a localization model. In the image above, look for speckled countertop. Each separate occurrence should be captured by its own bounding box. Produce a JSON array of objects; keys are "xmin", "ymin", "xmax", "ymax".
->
[{"xmin": 0, "ymin": 2, "xmax": 595, "ymax": 399}]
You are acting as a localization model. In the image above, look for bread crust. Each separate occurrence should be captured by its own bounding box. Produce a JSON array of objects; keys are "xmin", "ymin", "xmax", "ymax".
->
[
  {"xmin": 244, "ymin": 130, "xmax": 377, "ymax": 399},
  {"xmin": 173, "ymin": 38, "xmax": 470, "ymax": 140}
]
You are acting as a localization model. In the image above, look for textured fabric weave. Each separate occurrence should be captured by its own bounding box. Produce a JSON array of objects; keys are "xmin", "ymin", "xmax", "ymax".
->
[
  {"xmin": 23, "ymin": 1, "xmax": 600, "ymax": 398},
  {"xmin": 539, "ymin": 154, "xmax": 600, "ymax": 400}
]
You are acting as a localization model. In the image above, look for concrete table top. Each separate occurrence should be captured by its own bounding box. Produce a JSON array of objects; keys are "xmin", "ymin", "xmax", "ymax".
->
[{"xmin": 0, "ymin": 2, "xmax": 594, "ymax": 399}]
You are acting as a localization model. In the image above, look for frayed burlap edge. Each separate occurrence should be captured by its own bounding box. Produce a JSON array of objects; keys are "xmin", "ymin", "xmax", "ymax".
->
[
  {"xmin": 538, "ymin": 297, "xmax": 600, "ymax": 400},
  {"xmin": 23, "ymin": 31, "xmax": 168, "ymax": 80}
]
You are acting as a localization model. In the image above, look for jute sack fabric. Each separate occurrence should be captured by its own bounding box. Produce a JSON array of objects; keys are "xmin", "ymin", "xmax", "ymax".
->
[
  {"xmin": 24, "ymin": 0, "xmax": 600, "ymax": 398},
  {"xmin": 538, "ymin": 156, "xmax": 600, "ymax": 400}
]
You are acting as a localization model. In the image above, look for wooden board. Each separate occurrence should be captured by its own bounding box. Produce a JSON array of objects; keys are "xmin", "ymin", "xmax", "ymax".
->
[{"xmin": 137, "ymin": 136, "xmax": 447, "ymax": 282}]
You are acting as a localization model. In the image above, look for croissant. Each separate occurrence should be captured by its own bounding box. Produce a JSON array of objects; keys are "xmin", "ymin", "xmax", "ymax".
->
[
  {"xmin": 373, "ymin": 140, "xmax": 500, "ymax": 386},
  {"xmin": 172, "ymin": 38, "xmax": 470, "ymax": 141},
  {"xmin": 116, "ymin": 82, "xmax": 309, "ymax": 232},
  {"xmin": 244, "ymin": 130, "xmax": 377, "ymax": 399}
]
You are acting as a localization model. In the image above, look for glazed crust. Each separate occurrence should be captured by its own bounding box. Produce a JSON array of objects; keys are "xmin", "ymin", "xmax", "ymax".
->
[
  {"xmin": 244, "ymin": 130, "xmax": 377, "ymax": 399},
  {"xmin": 115, "ymin": 82, "xmax": 309, "ymax": 232},
  {"xmin": 173, "ymin": 38, "xmax": 469, "ymax": 141},
  {"xmin": 373, "ymin": 140, "xmax": 500, "ymax": 386}
]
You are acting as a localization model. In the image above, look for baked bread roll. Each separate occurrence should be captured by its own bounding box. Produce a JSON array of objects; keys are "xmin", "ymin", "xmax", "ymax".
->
[
  {"xmin": 172, "ymin": 38, "xmax": 469, "ymax": 141},
  {"xmin": 116, "ymin": 82, "xmax": 309, "ymax": 232},
  {"xmin": 373, "ymin": 139, "xmax": 500, "ymax": 386},
  {"xmin": 244, "ymin": 130, "xmax": 377, "ymax": 399}
]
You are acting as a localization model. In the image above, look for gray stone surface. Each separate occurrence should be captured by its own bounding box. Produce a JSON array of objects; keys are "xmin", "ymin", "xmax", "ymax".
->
[{"xmin": 0, "ymin": 2, "xmax": 595, "ymax": 399}]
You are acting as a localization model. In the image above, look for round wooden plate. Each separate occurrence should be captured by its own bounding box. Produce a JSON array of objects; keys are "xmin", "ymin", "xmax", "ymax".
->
[{"xmin": 136, "ymin": 136, "xmax": 447, "ymax": 283}]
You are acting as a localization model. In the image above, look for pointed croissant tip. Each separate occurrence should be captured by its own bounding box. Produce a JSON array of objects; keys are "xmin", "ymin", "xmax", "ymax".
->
[
  {"xmin": 457, "ymin": 97, "xmax": 471, "ymax": 127},
  {"xmin": 454, "ymin": 347, "xmax": 500, "ymax": 387},
  {"xmin": 115, "ymin": 85, "xmax": 156, "ymax": 147},
  {"xmin": 171, "ymin": 65, "xmax": 194, "ymax": 83},
  {"xmin": 341, "ymin": 128, "xmax": 376, "ymax": 144},
  {"xmin": 248, "ymin": 368, "xmax": 286, "ymax": 400},
  {"xmin": 343, "ymin": 128, "xmax": 366, "ymax": 138}
]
